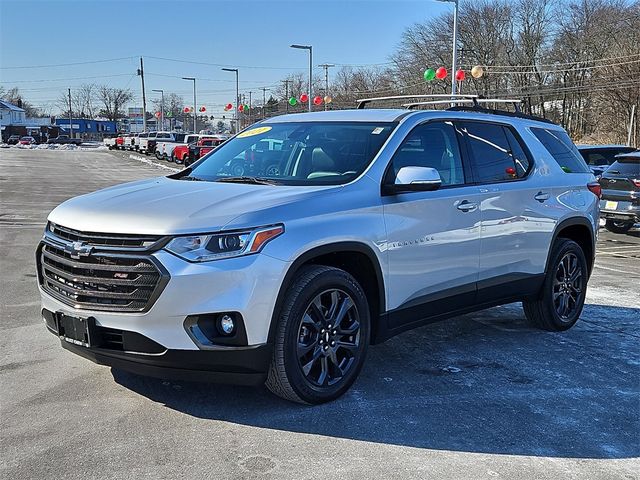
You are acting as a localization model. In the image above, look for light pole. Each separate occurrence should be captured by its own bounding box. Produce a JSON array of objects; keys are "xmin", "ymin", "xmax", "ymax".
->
[
  {"xmin": 435, "ymin": 0, "xmax": 459, "ymax": 96},
  {"xmin": 291, "ymin": 44, "xmax": 312, "ymax": 112},
  {"xmin": 152, "ymin": 89, "xmax": 164, "ymax": 130},
  {"xmin": 222, "ymin": 68, "xmax": 240, "ymax": 133},
  {"xmin": 182, "ymin": 77, "xmax": 196, "ymax": 133},
  {"xmin": 318, "ymin": 63, "xmax": 334, "ymax": 110}
]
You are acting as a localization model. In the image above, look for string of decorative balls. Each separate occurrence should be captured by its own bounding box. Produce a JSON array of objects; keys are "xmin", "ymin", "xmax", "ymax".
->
[
  {"xmin": 183, "ymin": 66, "xmax": 485, "ymax": 115},
  {"xmin": 424, "ymin": 65, "xmax": 484, "ymax": 81}
]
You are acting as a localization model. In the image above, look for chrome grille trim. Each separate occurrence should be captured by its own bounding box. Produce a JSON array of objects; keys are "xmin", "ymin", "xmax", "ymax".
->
[{"xmin": 38, "ymin": 225, "xmax": 169, "ymax": 313}]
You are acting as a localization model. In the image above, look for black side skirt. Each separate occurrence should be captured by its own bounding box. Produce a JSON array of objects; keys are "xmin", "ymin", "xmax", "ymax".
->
[{"xmin": 374, "ymin": 273, "xmax": 544, "ymax": 343}]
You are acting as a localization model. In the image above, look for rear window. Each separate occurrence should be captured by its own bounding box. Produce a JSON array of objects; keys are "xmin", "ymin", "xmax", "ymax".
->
[
  {"xmin": 607, "ymin": 157, "xmax": 640, "ymax": 177},
  {"xmin": 531, "ymin": 128, "xmax": 590, "ymax": 173}
]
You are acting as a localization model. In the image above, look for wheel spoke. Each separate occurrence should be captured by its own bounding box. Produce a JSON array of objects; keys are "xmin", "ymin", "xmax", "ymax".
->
[
  {"xmin": 317, "ymin": 356, "xmax": 329, "ymax": 386},
  {"xmin": 301, "ymin": 347, "xmax": 322, "ymax": 376},
  {"xmin": 297, "ymin": 338, "xmax": 318, "ymax": 357},
  {"xmin": 326, "ymin": 290, "xmax": 340, "ymax": 321},
  {"xmin": 336, "ymin": 340, "xmax": 358, "ymax": 352},
  {"xmin": 333, "ymin": 296, "xmax": 354, "ymax": 330},
  {"xmin": 308, "ymin": 302, "xmax": 326, "ymax": 326},
  {"xmin": 338, "ymin": 320, "xmax": 360, "ymax": 336},
  {"xmin": 557, "ymin": 293, "xmax": 567, "ymax": 317}
]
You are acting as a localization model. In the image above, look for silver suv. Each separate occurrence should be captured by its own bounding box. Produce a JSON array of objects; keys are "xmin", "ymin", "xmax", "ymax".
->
[{"xmin": 37, "ymin": 96, "xmax": 600, "ymax": 404}]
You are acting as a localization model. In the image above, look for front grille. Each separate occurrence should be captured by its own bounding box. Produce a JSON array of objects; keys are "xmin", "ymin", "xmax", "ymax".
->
[
  {"xmin": 38, "ymin": 227, "xmax": 168, "ymax": 312},
  {"xmin": 49, "ymin": 222, "xmax": 162, "ymax": 249}
]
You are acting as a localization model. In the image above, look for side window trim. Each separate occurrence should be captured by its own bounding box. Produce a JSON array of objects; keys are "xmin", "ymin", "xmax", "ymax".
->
[
  {"xmin": 455, "ymin": 119, "xmax": 535, "ymax": 186},
  {"xmin": 382, "ymin": 119, "xmax": 472, "ymax": 190}
]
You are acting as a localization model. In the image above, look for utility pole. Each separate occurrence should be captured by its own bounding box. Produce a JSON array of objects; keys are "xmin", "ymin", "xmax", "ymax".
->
[
  {"xmin": 262, "ymin": 87, "xmax": 268, "ymax": 119},
  {"xmin": 68, "ymin": 88, "xmax": 73, "ymax": 138},
  {"xmin": 628, "ymin": 105, "xmax": 637, "ymax": 147},
  {"xmin": 222, "ymin": 68, "xmax": 240, "ymax": 133},
  {"xmin": 291, "ymin": 44, "xmax": 312, "ymax": 112},
  {"xmin": 248, "ymin": 91, "xmax": 252, "ymax": 125},
  {"xmin": 138, "ymin": 57, "xmax": 147, "ymax": 132},
  {"xmin": 318, "ymin": 63, "xmax": 334, "ymax": 110},
  {"xmin": 284, "ymin": 80, "xmax": 290, "ymax": 113}
]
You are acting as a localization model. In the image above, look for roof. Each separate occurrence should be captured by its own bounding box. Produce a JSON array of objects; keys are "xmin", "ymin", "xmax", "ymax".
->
[
  {"xmin": 615, "ymin": 150, "xmax": 640, "ymax": 159},
  {"xmin": 0, "ymin": 100, "xmax": 25, "ymax": 112},
  {"xmin": 265, "ymin": 109, "xmax": 409, "ymax": 123},
  {"xmin": 263, "ymin": 107, "xmax": 559, "ymax": 128},
  {"xmin": 577, "ymin": 144, "xmax": 634, "ymax": 150}
]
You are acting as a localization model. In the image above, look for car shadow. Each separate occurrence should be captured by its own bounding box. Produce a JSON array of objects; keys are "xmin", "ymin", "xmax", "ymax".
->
[{"xmin": 112, "ymin": 302, "xmax": 639, "ymax": 459}]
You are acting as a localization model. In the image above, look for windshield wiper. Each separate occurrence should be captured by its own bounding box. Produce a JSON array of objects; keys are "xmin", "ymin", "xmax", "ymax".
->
[
  {"xmin": 180, "ymin": 175, "xmax": 204, "ymax": 181},
  {"xmin": 216, "ymin": 176, "xmax": 278, "ymax": 185}
]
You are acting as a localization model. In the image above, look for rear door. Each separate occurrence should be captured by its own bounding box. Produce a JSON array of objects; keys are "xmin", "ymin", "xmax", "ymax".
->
[{"xmin": 457, "ymin": 121, "xmax": 555, "ymax": 298}]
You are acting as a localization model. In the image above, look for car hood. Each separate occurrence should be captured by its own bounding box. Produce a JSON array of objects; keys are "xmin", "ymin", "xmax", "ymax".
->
[{"xmin": 48, "ymin": 176, "xmax": 335, "ymax": 235}]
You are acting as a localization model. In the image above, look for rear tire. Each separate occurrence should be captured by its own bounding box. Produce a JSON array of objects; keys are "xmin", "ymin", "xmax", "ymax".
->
[
  {"xmin": 604, "ymin": 219, "xmax": 633, "ymax": 234},
  {"xmin": 266, "ymin": 265, "xmax": 370, "ymax": 404},
  {"xmin": 523, "ymin": 238, "xmax": 588, "ymax": 331}
]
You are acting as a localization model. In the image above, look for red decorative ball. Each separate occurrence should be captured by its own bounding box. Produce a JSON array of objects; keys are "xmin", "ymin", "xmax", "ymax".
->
[
  {"xmin": 300, "ymin": 94, "xmax": 309, "ymax": 103},
  {"xmin": 225, "ymin": 103, "xmax": 233, "ymax": 111},
  {"xmin": 435, "ymin": 67, "xmax": 448, "ymax": 80},
  {"xmin": 199, "ymin": 106, "xmax": 206, "ymax": 112},
  {"xmin": 455, "ymin": 69, "xmax": 466, "ymax": 81},
  {"xmin": 238, "ymin": 104, "xmax": 244, "ymax": 112},
  {"xmin": 313, "ymin": 96, "xmax": 323, "ymax": 106},
  {"xmin": 183, "ymin": 107, "xmax": 190, "ymax": 113}
]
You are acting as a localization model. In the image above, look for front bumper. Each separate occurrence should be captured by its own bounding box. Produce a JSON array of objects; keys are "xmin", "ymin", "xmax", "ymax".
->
[
  {"xmin": 39, "ymin": 249, "xmax": 290, "ymax": 350},
  {"xmin": 58, "ymin": 334, "xmax": 271, "ymax": 385}
]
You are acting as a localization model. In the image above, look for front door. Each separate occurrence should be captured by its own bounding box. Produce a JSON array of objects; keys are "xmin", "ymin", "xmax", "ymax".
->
[{"xmin": 382, "ymin": 120, "xmax": 482, "ymax": 327}]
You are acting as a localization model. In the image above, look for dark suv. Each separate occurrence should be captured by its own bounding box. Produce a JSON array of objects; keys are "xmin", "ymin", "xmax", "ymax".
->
[
  {"xmin": 598, "ymin": 151, "xmax": 640, "ymax": 233},
  {"xmin": 578, "ymin": 144, "xmax": 636, "ymax": 176}
]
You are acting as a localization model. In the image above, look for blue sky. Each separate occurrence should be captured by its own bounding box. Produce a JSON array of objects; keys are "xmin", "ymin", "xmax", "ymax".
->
[{"xmin": 0, "ymin": 0, "xmax": 451, "ymax": 115}]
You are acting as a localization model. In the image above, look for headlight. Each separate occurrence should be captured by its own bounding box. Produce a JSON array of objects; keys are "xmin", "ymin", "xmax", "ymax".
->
[{"xmin": 165, "ymin": 225, "xmax": 284, "ymax": 262}]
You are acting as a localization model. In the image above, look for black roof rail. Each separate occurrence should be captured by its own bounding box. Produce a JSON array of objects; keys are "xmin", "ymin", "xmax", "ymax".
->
[
  {"xmin": 446, "ymin": 105, "xmax": 556, "ymax": 125},
  {"xmin": 356, "ymin": 94, "xmax": 479, "ymax": 109}
]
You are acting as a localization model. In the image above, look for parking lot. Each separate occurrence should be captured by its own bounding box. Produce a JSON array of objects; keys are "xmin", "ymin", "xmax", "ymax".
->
[{"xmin": 1, "ymin": 148, "xmax": 638, "ymax": 479}]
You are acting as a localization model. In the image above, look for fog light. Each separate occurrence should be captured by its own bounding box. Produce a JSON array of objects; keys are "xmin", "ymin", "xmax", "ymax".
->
[{"xmin": 218, "ymin": 314, "xmax": 235, "ymax": 335}]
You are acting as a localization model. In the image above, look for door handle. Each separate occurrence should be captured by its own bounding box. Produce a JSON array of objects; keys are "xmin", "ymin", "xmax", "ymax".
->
[
  {"xmin": 456, "ymin": 200, "xmax": 478, "ymax": 212},
  {"xmin": 534, "ymin": 191, "xmax": 550, "ymax": 202}
]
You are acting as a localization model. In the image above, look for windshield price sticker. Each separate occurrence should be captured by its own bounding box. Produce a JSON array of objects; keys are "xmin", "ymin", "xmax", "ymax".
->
[
  {"xmin": 237, "ymin": 126, "xmax": 272, "ymax": 138},
  {"xmin": 372, "ymin": 127, "xmax": 385, "ymax": 135}
]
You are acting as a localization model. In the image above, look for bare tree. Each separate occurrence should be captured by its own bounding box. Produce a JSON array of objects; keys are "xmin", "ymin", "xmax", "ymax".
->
[{"xmin": 97, "ymin": 86, "xmax": 133, "ymax": 121}]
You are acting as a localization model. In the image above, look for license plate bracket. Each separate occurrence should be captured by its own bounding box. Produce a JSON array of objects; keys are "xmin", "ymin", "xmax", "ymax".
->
[{"xmin": 56, "ymin": 313, "xmax": 97, "ymax": 347}]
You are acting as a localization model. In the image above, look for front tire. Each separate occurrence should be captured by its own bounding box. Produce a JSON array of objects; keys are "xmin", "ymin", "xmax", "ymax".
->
[
  {"xmin": 266, "ymin": 265, "xmax": 370, "ymax": 404},
  {"xmin": 523, "ymin": 238, "xmax": 588, "ymax": 331},
  {"xmin": 604, "ymin": 219, "xmax": 633, "ymax": 234}
]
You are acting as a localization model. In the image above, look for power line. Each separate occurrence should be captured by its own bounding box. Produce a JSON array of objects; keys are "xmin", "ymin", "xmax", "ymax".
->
[{"xmin": 0, "ymin": 56, "xmax": 137, "ymax": 70}]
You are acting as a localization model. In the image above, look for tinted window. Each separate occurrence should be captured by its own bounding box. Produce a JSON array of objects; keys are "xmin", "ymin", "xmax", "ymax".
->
[
  {"xmin": 188, "ymin": 122, "xmax": 396, "ymax": 185},
  {"xmin": 389, "ymin": 121, "xmax": 465, "ymax": 186},
  {"xmin": 460, "ymin": 122, "xmax": 523, "ymax": 183},
  {"xmin": 531, "ymin": 128, "xmax": 590, "ymax": 173},
  {"xmin": 607, "ymin": 157, "xmax": 640, "ymax": 176},
  {"xmin": 581, "ymin": 151, "xmax": 608, "ymax": 166}
]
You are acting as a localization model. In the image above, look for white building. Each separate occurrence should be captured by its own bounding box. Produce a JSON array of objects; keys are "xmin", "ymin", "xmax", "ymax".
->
[{"xmin": 0, "ymin": 100, "xmax": 26, "ymax": 127}]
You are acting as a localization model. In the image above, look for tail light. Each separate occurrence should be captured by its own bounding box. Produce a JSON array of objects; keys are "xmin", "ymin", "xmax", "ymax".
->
[
  {"xmin": 633, "ymin": 179, "xmax": 640, "ymax": 188},
  {"xmin": 587, "ymin": 182, "xmax": 602, "ymax": 199}
]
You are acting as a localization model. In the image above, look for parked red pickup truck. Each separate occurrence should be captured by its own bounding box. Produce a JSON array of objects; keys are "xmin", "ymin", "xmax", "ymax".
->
[{"xmin": 185, "ymin": 137, "xmax": 225, "ymax": 166}]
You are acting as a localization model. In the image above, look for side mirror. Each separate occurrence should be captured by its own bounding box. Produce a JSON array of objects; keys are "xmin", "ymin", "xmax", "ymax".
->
[{"xmin": 383, "ymin": 166, "xmax": 442, "ymax": 195}]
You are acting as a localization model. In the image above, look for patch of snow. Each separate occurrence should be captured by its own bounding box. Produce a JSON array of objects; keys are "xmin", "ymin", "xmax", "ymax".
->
[{"xmin": 128, "ymin": 154, "xmax": 180, "ymax": 172}]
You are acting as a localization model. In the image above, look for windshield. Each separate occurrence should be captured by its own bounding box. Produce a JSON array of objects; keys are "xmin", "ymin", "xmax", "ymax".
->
[{"xmin": 180, "ymin": 121, "xmax": 396, "ymax": 185}]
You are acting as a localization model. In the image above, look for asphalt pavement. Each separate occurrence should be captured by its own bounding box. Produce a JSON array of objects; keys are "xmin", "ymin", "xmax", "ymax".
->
[{"xmin": 1, "ymin": 148, "xmax": 639, "ymax": 480}]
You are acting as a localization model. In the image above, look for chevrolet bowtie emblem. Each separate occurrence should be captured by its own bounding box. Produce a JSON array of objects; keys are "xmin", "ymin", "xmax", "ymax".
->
[{"xmin": 65, "ymin": 241, "xmax": 93, "ymax": 259}]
